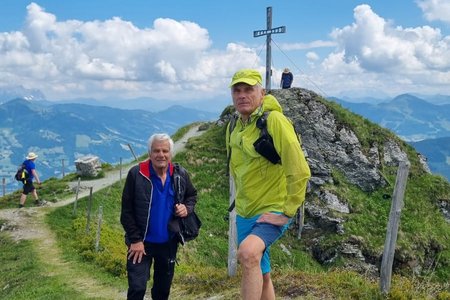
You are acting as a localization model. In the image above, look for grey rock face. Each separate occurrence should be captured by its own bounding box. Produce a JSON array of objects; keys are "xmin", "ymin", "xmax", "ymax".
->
[
  {"xmin": 383, "ymin": 139, "xmax": 409, "ymax": 166},
  {"xmin": 75, "ymin": 155, "xmax": 102, "ymax": 177},
  {"xmin": 271, "ymin": 88, "xmax": 385, "ymax": 192}
]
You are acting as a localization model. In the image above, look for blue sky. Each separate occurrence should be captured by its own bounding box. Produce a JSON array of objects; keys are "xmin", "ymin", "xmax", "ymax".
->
[{"xmin": 1, "ymin": 0, "xmax": 449, "ymax": 103}]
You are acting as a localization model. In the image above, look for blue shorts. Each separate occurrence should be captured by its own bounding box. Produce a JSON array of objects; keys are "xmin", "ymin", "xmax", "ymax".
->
[{"xmin": 236, "ymin": 213, "xmax": 291, "ymax": 274}]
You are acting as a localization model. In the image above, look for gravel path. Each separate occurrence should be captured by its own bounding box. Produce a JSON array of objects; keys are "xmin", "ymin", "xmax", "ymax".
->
[{"xmin": 0, "ymin": 124, "xmax": 205, "ymax": 299}]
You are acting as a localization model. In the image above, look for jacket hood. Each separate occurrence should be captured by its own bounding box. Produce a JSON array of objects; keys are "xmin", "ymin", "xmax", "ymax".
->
[{"xmin": 262, "ymin": 94, "xmax": 283, "ymax": 114}]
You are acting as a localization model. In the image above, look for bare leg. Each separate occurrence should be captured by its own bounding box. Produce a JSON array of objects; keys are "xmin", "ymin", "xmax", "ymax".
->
[
  {"xmin": 19, "ymin": 194, "xmax": 27, "ymax": 206},
  {"xmin": 261, "ymin": 272, "xmax": 275, "ymax": 300},
  {"xmin": 238, "ymin": 235, "xmax": 266, "ymax": 300},
  {"xmin": 31, "ymin": 189, "xmax": 39, "ymax": 201}
]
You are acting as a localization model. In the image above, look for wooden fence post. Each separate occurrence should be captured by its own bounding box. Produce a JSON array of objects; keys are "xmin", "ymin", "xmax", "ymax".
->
[
  {"xmin": 73, "ymin": 177, "xmax": 81, "ymax": 216},
  {"xmin": 228, "ymin": 175, "xmax": 238, "ymax": 277},
  {"xmin": 380, "ymin": 161, "xmax": 410, "ymax": 294},
  {"xmin": 127, "ymin": 144, "xmax": 138, "ymax": 161},
  {"xmin": 2, "ymin": 178, "xmax": 5, "ymax": 197},
  {"xmin": 85, "ymin": 187, "xmax": 93, "ymax": 234},
  {"xmin": 95, "ymin": 206, "xmax": 103, "ymax": 252},
  {"xmin": 61, "ymin": 159, "xmax": 65, "ymax": 178},
  {"xmin": 119, "ymin": 157, "xmax": 123, "ymax": 181}
]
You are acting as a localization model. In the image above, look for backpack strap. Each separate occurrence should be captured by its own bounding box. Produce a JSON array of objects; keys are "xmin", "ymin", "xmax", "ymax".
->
[
  {"xmin": 256, "ymin": 111, "xmax": 270, "ymax": 138},
  {"xmin": 172, "ymin": 162, "xmax": 182, "ymax": 205}
]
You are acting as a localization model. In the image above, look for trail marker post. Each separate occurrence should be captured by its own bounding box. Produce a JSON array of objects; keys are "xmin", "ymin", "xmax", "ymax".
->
[{"xmin": 380, "ymin": 161, "xmax": 410, "ymax": 294}]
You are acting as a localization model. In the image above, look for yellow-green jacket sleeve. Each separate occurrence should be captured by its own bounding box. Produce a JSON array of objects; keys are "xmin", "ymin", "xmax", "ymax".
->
[{"xmin": 268, "ymin": 111, "xmax": 311, "ymax": 217}]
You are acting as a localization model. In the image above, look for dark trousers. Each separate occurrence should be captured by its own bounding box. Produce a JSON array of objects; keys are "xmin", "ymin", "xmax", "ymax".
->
[{"xmin": 126, "ymin": 238, "xmax": 178, "ymax": 300}]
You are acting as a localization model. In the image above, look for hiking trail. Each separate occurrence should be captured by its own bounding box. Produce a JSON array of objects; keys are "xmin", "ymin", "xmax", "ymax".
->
[{"xmin": 0, "ymin": 125, "xmax": 205, "ymax": 299}]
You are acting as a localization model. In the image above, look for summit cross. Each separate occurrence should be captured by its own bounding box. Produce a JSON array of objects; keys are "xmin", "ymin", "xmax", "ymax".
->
[{"xmin": 253, "ymin": 6, "xmax": 286, "ymax": 91}]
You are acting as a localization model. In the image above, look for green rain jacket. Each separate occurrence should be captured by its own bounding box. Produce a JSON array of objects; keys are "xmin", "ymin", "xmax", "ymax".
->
[{"xmin": 226, "ymin": 94, "xmax": 311, "ymax": 218}]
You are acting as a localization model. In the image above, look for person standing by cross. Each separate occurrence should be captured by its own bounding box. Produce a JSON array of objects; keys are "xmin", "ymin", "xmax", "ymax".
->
[{"xmin": 280, "ymin": 68, "xmax": 294, "ymax": 89}]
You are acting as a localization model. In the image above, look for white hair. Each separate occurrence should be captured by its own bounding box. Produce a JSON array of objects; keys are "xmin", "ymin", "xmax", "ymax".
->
[{"xmin": 147, "ymin": 133, "xmax": 174, "ymax": 156}]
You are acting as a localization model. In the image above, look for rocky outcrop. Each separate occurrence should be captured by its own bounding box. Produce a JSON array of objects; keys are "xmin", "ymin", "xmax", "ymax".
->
[
  {"xmin": 75, "ymin": 155, "xmax": 102, "ymax": 177},
  {"xmin": 271, "ymin": 88, "xmax": 401, "ymax": 192}
]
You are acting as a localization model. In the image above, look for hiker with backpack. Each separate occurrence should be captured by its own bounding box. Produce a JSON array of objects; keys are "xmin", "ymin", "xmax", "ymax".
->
[
  {"xmin": 18, "ymin": 152, "xmax": 44, "ymax": 208},
  {"xmin": 227, "ymin": 69, "xmax": 311, "ymax": 299},
  {"xmin": 120, "ymin": 133, "xmax": 198, "ymax": 300}
]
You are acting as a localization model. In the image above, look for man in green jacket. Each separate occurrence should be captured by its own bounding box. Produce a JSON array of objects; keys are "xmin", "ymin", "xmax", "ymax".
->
[{"xmin": 227, "ymin": 69, "xmax": 311, "ymax": 300}]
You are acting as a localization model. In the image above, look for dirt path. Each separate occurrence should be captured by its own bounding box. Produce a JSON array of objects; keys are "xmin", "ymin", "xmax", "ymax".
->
[{"xmin": 0, "ymin": 125, "xmax": 205, "ymax": 299}]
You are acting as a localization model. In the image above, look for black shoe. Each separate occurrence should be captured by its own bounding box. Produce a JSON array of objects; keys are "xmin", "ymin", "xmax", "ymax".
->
[
  {"xmin": 35, "ymin": 200, "xmax": 46, "ymax": 206},
  {"xmin": 18, "ymin": 204, "xmax": 24, "ymax": 208}
]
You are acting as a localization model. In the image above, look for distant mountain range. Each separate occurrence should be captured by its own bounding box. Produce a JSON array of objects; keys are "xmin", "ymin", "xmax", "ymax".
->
[
  {"xmin": 0, "ymin": 98, "xmax": 217, "ymax": 194},
  {"xmin": 1, "ymin": 86, "xmax": 448, "ymax": 182},
  {"xmin": 330, "ymin": 94, "xmax": 450, "ymax": 141},
  {"xmin": 0, "ymin": 85, "xmax": 228, "ymax": 113},
  {"xmin": 329, "ymin": 94, "xmax": 450, "ymax": 180}
]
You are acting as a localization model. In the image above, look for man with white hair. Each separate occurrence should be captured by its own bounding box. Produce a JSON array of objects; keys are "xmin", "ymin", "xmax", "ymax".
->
[
  {"xmin": 121, "ymin": 133, "xmax": 198, "ymax": 300},
  {"xmin": 19, "ymin": 152, "xmax": 43, "ymax": 208}
]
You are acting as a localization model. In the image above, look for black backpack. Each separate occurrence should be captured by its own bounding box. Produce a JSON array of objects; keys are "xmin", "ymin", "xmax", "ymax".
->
[
  {"xmin": 15, "ymin": 164, "xmax": 29, "ymax": 182},
  {"xmin": 173, "ymin": 163, "xmax": 202, "ymax": 245}
]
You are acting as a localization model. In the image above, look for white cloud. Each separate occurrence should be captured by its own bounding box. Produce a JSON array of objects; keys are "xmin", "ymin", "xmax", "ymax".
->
[
  {"xmin": 1, "ymin": 2, "xmax": 449, "ymax": 101},
  {"xmin": 280, "ymin": 40, "xmax": 336, "ymax": 51},
  {"xmin": 315, "ymin": 4, "xmax": 450, "ymax": 97},
  {"xmin": 417, "ymin": 0, "xmax": 450, "ymax": 23},
  {"xmin": 306, "ymin": 52, "xmax": 319, "ymax": 61},
  {"xmin": 0, "ymin": 3, "xmax": 261, "ymax": 101}
]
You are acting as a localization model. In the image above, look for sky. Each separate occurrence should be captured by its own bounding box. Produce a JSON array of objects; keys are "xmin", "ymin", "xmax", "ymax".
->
[{"xmin": 1, "ymin": 0, "xmax": 450, "ymax": 104}]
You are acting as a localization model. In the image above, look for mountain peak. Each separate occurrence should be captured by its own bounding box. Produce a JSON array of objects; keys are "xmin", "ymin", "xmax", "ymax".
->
[{"xmin": 0, "ymin": 85, "xmax": 46, "ymax": 103}]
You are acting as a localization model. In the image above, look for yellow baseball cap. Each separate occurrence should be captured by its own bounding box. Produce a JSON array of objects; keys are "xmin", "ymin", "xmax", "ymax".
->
[{"xmin": 229, "ymin": 69, "xmax": 262, "ymax": 87}]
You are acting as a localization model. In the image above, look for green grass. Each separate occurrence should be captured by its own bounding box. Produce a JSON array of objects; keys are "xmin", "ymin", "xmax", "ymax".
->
[
  {"xmin": 0, "ymin": 231, "xmax": 90, "ymax": 300},
  {"xmin": 44, "ymin": 123, "xmax": 450, "ymax": 298},
  {"xmin": 1, "ymin": 114, "xmax": 449, "ymax": 298}
]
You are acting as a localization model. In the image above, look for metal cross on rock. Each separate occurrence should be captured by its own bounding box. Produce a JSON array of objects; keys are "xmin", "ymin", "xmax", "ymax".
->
[{"xmin": 253, "ymin": 6, "xmax": 286, "ymax": 91}]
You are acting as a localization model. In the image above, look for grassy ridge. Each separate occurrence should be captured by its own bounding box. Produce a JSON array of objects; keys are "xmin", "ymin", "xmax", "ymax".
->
[
  {"xmin": 0, "ymin": 112, "xmax": 449, "ymax": 298},
  {"xmin": 41, "ymin": 122, "xmax": 449, "ymax": 298}
]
